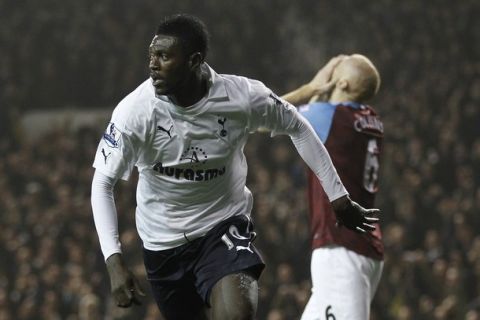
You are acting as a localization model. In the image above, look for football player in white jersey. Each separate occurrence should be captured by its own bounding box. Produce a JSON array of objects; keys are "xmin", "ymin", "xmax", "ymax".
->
[{"xmin": 91, "ymin": 14, "xmax": 379, "ymax": 320}]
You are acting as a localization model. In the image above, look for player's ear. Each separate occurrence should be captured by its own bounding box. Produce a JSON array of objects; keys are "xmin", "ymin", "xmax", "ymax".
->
[
  {"xmin": 337, "ymin": 78, "xmax": 349, "ymax": 91},
  {"xmin": 189, "ymin": 52, "xmax": 203, "ymax": 70}
]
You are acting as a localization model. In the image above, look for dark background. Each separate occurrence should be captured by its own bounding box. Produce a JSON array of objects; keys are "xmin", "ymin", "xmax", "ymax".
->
[{"xmin": 1, "ymin": 0, "xmax": 480, "ymax": 319}]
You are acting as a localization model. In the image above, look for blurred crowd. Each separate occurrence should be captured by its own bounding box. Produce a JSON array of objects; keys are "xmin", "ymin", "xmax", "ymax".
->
[{"xmin": 1, "ymin": 0, "xmax": 480, "ymax": 319}]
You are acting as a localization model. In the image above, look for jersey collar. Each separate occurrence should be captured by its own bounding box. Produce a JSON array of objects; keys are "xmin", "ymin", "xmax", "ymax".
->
[
  {"xmin": 203, "ymin": 63, "xmax": 228, "ymax": 101},
  {"xmin": 332, "ymin": 101, "xmax": 364, "ymax": 109}
]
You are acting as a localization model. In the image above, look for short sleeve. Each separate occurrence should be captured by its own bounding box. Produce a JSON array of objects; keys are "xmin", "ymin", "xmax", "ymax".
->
[
  {"xmin": 92, "ymin": 92, "xmax": 152, "ymax": 180},
  {"xmin": 299, "ymin": 102, "xmax": 337, "ymax": 143},
  {"xmin": 246, "ymin": 80, "xmax": 300, "ymax": 136},
  {"xmin": 93, "ymin": 121, "xmax": 139, "ymax": 181}
]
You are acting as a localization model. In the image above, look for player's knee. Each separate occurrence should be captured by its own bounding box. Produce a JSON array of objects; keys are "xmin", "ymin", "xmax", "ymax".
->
[
  {"xmin": 210, "ymin": 273, "xmax": 258, "ymax": 320},
  {"xmin": 223, "ymin": 303, "xmax": 255, "ymax": 320},
  {"xmin": 221, "ymin": 290, "xmax": 257, "ymax": 320}
]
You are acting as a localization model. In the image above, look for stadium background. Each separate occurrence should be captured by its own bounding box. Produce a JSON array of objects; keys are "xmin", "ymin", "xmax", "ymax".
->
[{"xmin": 1, "ymin": 0, "xmax": 479, "ymax": 319}]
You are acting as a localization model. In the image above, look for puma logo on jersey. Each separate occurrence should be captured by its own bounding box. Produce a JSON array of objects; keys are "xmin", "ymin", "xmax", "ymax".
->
[
  {"xmin": 157, "ymin": 124, "xmax": 173, "ymax": 138},
  {"xmin": 101, "ymin": 148, "xmax": 111, "ymax": 164}
]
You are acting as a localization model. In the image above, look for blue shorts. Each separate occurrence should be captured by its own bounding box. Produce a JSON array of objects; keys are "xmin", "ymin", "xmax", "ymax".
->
[{"xmin": 143, "ymin": 215, "xmax": 265, "ymax": 319}]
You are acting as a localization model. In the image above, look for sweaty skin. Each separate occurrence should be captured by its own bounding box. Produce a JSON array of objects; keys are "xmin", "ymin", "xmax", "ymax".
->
[
  {"xmin": 149, "ymin": 35, "xmax": 207, "ymax": 107},
  {"xmin": 209, "ymin": 273, "xmax": 258, "ymax": 319}
]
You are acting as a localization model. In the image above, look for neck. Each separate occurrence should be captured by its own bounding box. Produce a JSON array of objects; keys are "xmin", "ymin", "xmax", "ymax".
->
[
  {"xmin": 328, "ymin": 90, "xmax": 358, "ymax": 104},
  {"xmin": 169, "ymin": 70, "xmax": 208, "ymax": 107}
]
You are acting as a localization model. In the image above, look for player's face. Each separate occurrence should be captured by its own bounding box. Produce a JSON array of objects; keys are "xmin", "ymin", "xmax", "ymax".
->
[{"xmin": 149, "ymin": 35, "xmax": 191, "ymax": 96}]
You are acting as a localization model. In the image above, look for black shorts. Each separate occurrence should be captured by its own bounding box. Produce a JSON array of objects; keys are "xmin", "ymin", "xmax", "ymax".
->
[{"xmin": 143, "ymin": 214, "xmax": 265, "ymax": 318}]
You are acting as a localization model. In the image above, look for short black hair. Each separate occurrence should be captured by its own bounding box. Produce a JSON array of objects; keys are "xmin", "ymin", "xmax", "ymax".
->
[{"xmin": 156, "ymin": 14, "xmax": 209, "ymax": 59}]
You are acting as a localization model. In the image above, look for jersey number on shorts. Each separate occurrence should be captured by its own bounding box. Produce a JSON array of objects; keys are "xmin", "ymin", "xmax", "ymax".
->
[
  {"xmin": 363, "ymin": 138, "xmax": 380, "ymax": 193},
  {"xmin": 325, "ymin": 305, "xmax": 336, "ymax": 320}
]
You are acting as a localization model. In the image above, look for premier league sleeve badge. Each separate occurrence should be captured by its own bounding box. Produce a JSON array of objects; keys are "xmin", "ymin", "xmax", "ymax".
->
[{"xmin": 102, "ymin": 123, "xmax": 122, "ymax": 148}]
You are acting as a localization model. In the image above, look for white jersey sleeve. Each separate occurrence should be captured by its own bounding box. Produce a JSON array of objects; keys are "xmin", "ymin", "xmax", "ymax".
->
[
  {"xmin": 246, "ymin": 80, "xmax": 348, "ymax": 201},
  {"xmin": 93, "ymin": 86, "xmax": 153, "ymax": 180},
  {"xmin": 91, "ymin": 170, "xmax": 121, "ymax": 260},
  {"xmin": 91, "ymin": 81, "xmax": 155, "ymax": 258}
]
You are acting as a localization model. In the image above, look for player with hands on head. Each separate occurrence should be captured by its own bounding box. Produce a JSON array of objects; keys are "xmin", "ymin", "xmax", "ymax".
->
[
  {"xmin": 282, "ymin": 55, "xmax": 346, "ymax": 106},
  {"xmin": 282, "ymin": 54, "xmax": 384, "ymax": 320},
  {"xmin": 91, "ymin": 14, "xmax": 378, "ymax": 319},
  {"xmin": 283, "ymin": 54, "xmax": 380, "ymax": 234}
]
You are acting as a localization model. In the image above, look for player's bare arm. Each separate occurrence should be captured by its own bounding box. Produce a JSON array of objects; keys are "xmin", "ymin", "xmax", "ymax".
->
[
  {"xmin": 280, "ymin": 81, "xmax": 336, "ymax": 107},
  {"xmin": 281, "ymin": 55, "xmax": 345, "ymax": 106}
]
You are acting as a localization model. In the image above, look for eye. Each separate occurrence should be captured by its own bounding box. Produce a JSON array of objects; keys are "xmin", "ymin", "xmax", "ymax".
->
[{"xmin": 148, "ymin": 49, "xmax": 167, "ymax": 61}]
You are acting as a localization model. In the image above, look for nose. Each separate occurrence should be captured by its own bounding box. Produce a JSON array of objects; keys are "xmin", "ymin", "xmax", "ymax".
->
[{"xmin": 149, "ymin": 55, "xmax": 160, "ymax": 71}]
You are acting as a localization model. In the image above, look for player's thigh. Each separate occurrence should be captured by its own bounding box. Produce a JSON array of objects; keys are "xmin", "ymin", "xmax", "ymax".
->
[
  {"xmin": 308, "ymin": 246, "xmax": 374, "ymax": 320},
  {"xmin": 209, "ymin": 272, "xmax": 258, "ymax": 320},
  {"xmin": 193, "ymin": 214, "xmax": 264, "ymax": 304},
  {"xmin": 149, "ymin": 278, "xmax": 208, "ymax": 320}
]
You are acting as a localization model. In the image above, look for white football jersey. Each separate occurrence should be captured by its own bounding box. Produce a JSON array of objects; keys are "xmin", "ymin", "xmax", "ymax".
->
[{"xmin": 93, "ymin": 64, "xmax": 347, "ymax": 251}]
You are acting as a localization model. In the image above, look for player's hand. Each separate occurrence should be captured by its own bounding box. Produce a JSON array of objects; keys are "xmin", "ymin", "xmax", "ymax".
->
[
  {"xmin": 331, "ymin": 195, "xmax": 380, "ymax": 233},
  {"xmin": 281, "ymin": 55, "xmax": 346, "ymax": 106},
  {"xmin": 308, "ymin": 55, "xmax": 346, "ymax": 91},
  {"xmin": 106, "ymin": 253, "xmax": 145, "ymax": 308}
]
